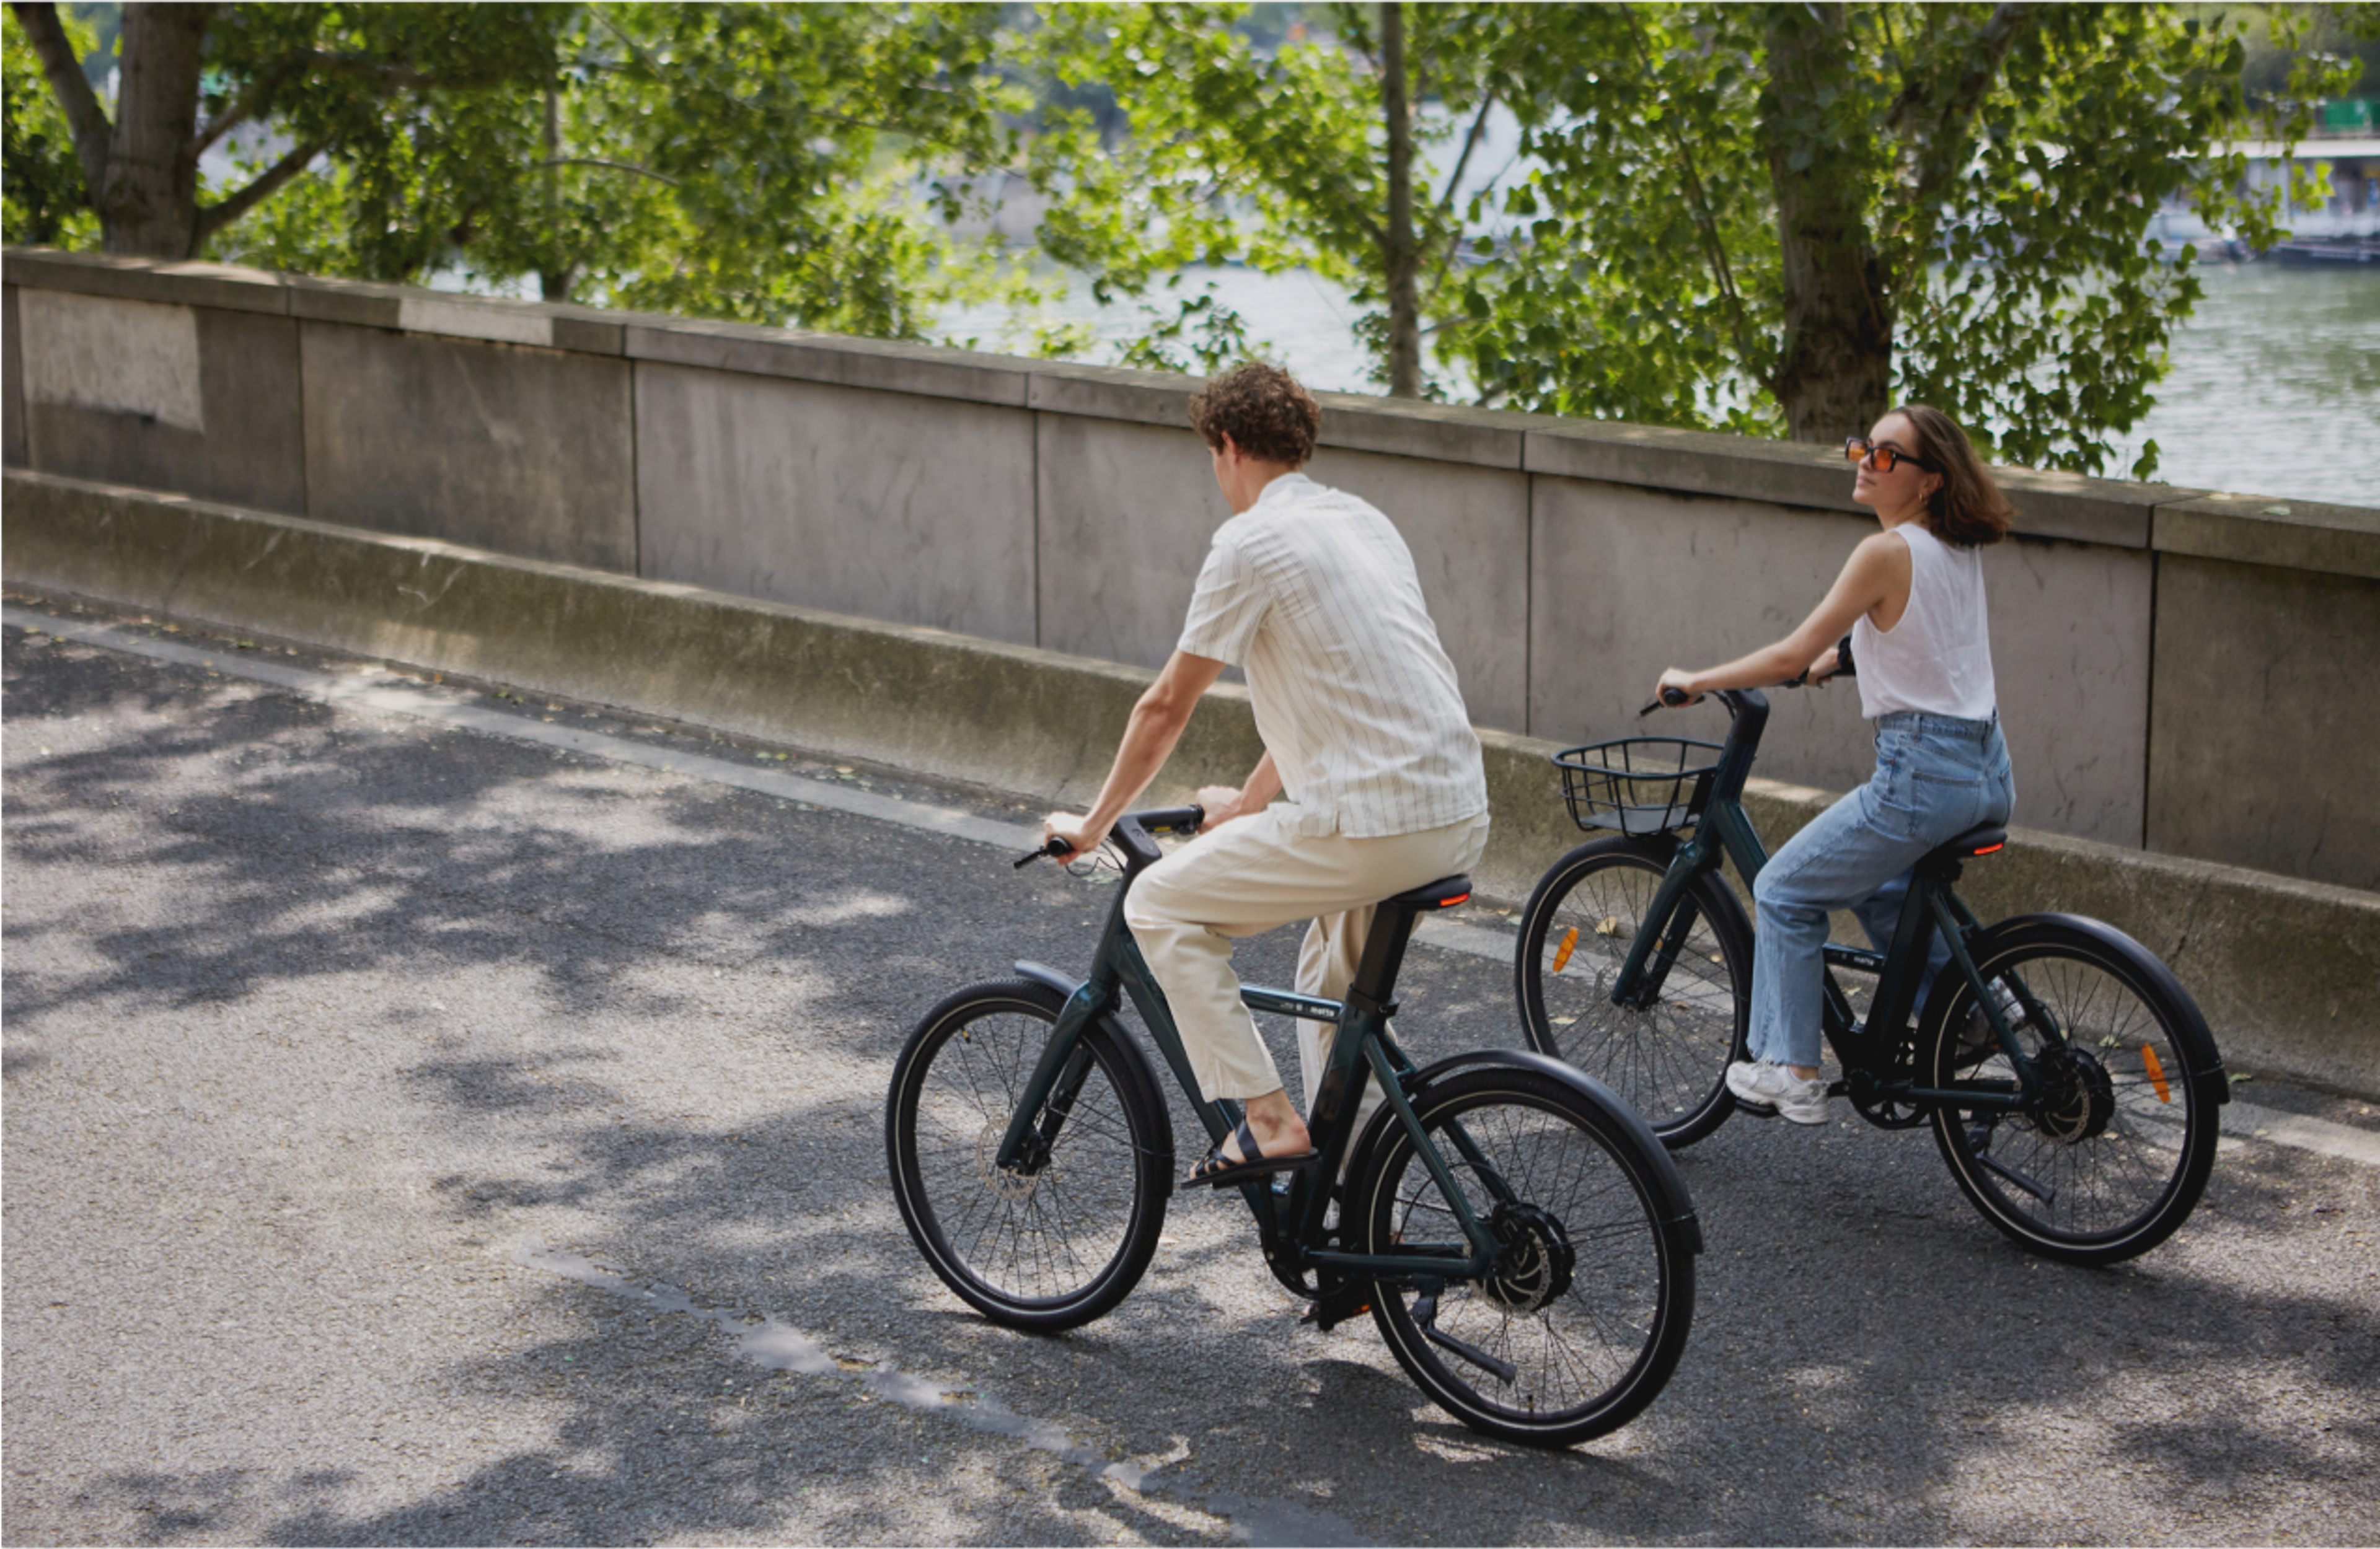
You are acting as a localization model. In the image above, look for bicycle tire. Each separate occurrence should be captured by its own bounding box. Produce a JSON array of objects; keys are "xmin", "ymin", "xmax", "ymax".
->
[
  {"xmin": 1924, "ymin": 921, "xmax": 2221, "ymax": 1266},
  {"xmin": 1352, "ymin": 1067, "xmax": 1696, "ymax": 1447},
  {"xmin": 886, "ymin": 979, "xmax": 1171, "ymax": 1331},
  {"xmin": 1515, "ymin": 836, "xmax": 1752, "ymax": 1147}
]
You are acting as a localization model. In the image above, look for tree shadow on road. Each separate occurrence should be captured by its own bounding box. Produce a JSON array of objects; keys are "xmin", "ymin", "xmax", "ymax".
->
[{"xmin": 9, "ymin": 631, "xmax": 2378, "ymax": 1546}]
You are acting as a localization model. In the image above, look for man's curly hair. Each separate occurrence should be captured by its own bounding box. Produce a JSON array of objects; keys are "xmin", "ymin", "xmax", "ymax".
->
[{"xmin": 1186, "ymin": 361, "xmax": 1320, "ymax": 467}]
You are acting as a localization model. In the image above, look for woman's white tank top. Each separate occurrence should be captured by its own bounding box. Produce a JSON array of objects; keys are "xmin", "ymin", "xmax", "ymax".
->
[{"xmin": 1853, "ymin": 522, "xmax": 1997, "ymax": 722}]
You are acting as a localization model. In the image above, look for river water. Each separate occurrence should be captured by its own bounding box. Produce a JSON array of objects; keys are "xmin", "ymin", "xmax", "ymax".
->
[{"xmin": 946, "ymin": 261, "xmax": 2379, "ymax": 507}]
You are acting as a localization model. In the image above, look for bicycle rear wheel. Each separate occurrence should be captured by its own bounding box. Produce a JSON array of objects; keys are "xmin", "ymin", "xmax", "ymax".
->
[
  {"xmin": 1515, "ymin": 837, "xmax": 1751, "ymax": 1146},
  {"xmin": 1352, "ymin": 1068, "xmax": 1696, "ymax": 1447},
  {"xmin": 1926, "ymin": 923, "xmax": 2220, "ymax": 1266},
  {"xmin": 886, "ymin": 979, "xmax": 1171, "ymax": 1331}
]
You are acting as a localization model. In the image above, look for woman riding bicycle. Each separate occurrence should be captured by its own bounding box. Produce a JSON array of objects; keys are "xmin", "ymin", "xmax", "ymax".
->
[{"xmin": 1655, "ymin": 405, "xmax": 2016, "ymax": 1125}]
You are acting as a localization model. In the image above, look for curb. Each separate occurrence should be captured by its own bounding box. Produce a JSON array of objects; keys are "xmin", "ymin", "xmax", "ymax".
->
[{"xmin": 6, "ymin": 467, "xmax": 2374, "ymax": 1095}]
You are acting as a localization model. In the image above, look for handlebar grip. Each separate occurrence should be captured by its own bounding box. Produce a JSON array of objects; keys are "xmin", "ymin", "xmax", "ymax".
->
[{"xmin": 1013, "ymin": 837, "xmax": 1070, "ymax": 869}]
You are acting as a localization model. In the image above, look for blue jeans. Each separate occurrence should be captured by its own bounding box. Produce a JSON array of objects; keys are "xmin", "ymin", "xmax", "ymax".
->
[{"xmin": 1748, "ymin": 713, "xmax": 2016, "ymax": 1069}]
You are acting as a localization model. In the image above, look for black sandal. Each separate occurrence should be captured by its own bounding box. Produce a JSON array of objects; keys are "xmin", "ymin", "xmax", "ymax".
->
[{"xmin": 1184, "ymin": 1119, "xmax": 1318, "ymax": 1190}]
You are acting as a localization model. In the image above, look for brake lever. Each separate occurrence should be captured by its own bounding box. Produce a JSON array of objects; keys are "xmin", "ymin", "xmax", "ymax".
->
[{"xmin": 1013, "ymin": 837, "xmax": 1070, "ymax": 869}]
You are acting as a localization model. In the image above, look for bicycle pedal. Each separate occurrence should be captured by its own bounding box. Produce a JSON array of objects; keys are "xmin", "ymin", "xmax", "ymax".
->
[
  {"xmin": 1299, "ymin": 1282, "xmax": 1373, "ymax": 1333},
  {"xmin": 1736, "ymin": 1099, "xmax": 1779, "ymax": 1118}
]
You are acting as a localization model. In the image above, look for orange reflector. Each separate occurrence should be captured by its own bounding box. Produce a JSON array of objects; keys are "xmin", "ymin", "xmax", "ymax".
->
[
  {"xmin": 1551, "ymin": 926, "xmax": 1579, "ymax": 975},
  {"xmin": 2141, "ymin": 1044, "xmax": 2171, "ymax": 1103},
  {"xmin": 1443, "ymin": 892, "xmax": 1470, "ymax": 907},
  {"xmin": 1972, "ymin": 841, "xmax": 2004, "ymax": 855}
]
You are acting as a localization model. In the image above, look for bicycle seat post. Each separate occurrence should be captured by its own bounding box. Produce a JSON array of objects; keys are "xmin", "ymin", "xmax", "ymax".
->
[{"xmin": 1305, "ymin": 875, "xmax": 1474, "ymax": 1136}]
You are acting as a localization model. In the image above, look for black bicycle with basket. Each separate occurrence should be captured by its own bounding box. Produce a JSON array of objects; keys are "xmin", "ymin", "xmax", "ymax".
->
[{"xmin": 1512, "ymin": 687, "xmax": 2226, "ymax": 1266}]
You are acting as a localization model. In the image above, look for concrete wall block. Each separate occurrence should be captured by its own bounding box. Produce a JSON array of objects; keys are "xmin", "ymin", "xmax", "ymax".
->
[
  {"xmin": 1529, "ymin": 421, "xmax": 1859, "ymax": 514},
  {"xmin": 16, "ymin": 291, "xmax": 306, "ymax": 514},
  {"xmin": 4, "ymin": 284, "xmax": 23, "ymax": 466},
  {"xmin": 0, "ymin": 247, "xmax": 289, "ymax": 315},
  {"xmin": 1033, "ymin": 413, "xmax": 1226, "ymax": 668},
  {"xmin": 300, "ymin": 320, "xmax": 636, "ymax": 571},
  {"xmin": 2154, "ymin": 491, "xmax": 2380, "ymax": 582},
  {"xmin": 1027, "ymin": 361, "xmax": 1198, "ymax": 429},
  {"xmin": 2148, "ymin": 553, "xmax": 2380, "ymax": 890},
  {"xmin": 1528, "ymin": 476, "xmax": 2152, "ymax": 848},
  {"xmin": 636, "ymin": 363, "xmax": 1038, "ymax": 645},
  {"xmin": 626, "ymin": 318, "xmax": 1031, "ymax": 407},
  {"xmin": 1313, "ymin": 392, "xmax": 1526, "ymax": 469}
]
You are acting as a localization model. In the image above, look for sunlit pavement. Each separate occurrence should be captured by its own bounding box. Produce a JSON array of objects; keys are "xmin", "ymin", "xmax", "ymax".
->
[{"xmin": 6, "ymin": 596, "xmax": 2376, "ymax": 1547}]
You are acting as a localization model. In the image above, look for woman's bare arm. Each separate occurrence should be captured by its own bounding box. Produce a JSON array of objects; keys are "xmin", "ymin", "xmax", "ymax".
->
[{"xmin": 1656, "ymin": 531, "xmax": 1911, "ymax": 702}]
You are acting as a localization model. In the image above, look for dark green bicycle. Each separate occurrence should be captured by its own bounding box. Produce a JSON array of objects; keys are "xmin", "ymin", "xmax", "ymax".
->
[
  {"xmin": 1516, "ymin": 689, "xmax": 2227, "ymax": 1267},
  {"xmin": 886, "ymin": 807, "xmax": 1701, "ymax": 1447}
]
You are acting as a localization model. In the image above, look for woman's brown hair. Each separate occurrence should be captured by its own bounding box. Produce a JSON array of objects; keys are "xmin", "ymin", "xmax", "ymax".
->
[{"xmin": 1895, "ymin": 403, "xmax": 2014, "ymax": 548}]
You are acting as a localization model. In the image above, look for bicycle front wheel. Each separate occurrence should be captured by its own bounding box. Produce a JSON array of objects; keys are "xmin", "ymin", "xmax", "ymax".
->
[
  {"xmin": 1516, "ymin": 837, "xmax": 1751, "ymax": 1146},
  {"xmin": 1926, "ymin": 924, "xmax": 2220, "ymax": 1266},
  {"xmin": 1352, "ymin": 1068, "xmax": 1696, "ymax": 1447},
  {"xmin": 886, "ymin": 980, "xmax": 1171, "ymax": 1331}
]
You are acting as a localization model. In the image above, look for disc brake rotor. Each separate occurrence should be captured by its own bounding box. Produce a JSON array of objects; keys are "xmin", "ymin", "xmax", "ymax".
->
[{"xmin": 977, "ymin": 1121, "xmax": 1045, "ymax": 1201}]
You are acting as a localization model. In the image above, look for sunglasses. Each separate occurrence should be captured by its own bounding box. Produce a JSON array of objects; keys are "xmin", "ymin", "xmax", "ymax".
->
[{"xmin": 1844, "ymin": 437, "xmax": 1938, "ymax": 474}]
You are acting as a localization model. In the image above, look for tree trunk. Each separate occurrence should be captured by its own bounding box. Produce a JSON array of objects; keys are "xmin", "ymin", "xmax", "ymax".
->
[
  {"xmin": 99, "ymin": 3, "xmax": 212, "ymax": 258},
  {"xmin": 1378, "ymin": 2, "xmax": 1422, "ymax": 398},
  {"xmin": 1758, "ymin": 2, "xmax": 1890, "ymax": 441}
]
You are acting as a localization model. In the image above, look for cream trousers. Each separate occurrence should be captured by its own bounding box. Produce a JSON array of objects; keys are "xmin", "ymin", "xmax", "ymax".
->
[{"xmin": 1122, "ymin": 807, "xmax": 1491, "ymax": 1128}]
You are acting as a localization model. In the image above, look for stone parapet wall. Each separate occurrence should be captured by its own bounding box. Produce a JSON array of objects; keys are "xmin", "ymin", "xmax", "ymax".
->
[
  {"xmin": 7, "ymin": 245, "xmax": 2376, "ymax": 889},
  {"xmin": 7, "ymin": 468, "xmax": 2373, "ymax": 1094}
]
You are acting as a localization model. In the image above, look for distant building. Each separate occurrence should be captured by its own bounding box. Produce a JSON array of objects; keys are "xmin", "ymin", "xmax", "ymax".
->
[{"xmin": 2196, "ymin": 101, "xmax": 2379, "ymax": 247}]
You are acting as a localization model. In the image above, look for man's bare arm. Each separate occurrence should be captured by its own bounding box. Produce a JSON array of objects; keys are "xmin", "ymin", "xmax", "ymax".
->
[
  {"xmin": 1196, "ymin": 750, "xmax": 1280, "ymax": 829},
  {"xmin": 1041, "ymin": 651, "xmax": 1228, "ymax": 859}
]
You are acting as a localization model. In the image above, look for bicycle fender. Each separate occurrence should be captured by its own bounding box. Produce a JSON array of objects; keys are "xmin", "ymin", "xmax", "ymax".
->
[
  {"xmin": 1009, "ymin": 960, "xmax": 1173, "ymax": 1108},
  {"xmin": 1351, "ymin": 1048, "xmax": 1703, "ymax": 1253},
  {"xmin": 1919, "ymin": 913, "xmax": 2230, "ymax": 1105}
]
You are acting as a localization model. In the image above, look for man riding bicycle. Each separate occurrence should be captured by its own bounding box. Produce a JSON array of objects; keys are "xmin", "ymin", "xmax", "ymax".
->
[{"xmin": 1042, "ymin": 361, "xmax": 1489, "ymax": 1189}]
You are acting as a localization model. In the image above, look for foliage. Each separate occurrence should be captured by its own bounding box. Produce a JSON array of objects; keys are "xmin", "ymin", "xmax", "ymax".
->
[
  {"xmin": 208, "ymin": 3, "xmax": 1050, "ymax": 336},
  {"xmin": 1438, "ymin": 3, "xmax": 2360, "ymax": 475},
  {"xmin": 1018, "ymin": 2, "xmax": 1496, "ymax": 395},
  {"xmin": 2, "ymin": 4, "xmax": 97, "ymax": 245}
]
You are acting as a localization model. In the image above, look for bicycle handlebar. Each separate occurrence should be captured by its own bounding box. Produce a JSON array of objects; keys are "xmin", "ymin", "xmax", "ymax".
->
[
  {"xmin": 1639, "ymin": 678, "xmax": 1802, "ymax": 717},
  {"xmin": 1014, "ymin": 805, "xmax": 1206, "ymax": 868}
]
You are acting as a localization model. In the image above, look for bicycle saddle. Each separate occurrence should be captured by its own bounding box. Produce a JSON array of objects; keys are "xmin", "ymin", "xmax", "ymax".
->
[
  {"xmin": 1918, "ymin": 824, "xmax": 2007, "ymax": 875},
  {"xmin": 1380, "ymin": 875, "xmax": 1474, "ymax": 913}
]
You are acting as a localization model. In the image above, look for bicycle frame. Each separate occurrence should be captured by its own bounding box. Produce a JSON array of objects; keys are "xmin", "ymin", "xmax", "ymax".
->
[
  {"xmin": 1608, "ymin": 690, "xmax": 2042, "ymax": 1117},
  {"xmin": 992, "ymin": 820, "xmax": 1513, "ymax": 1291}
]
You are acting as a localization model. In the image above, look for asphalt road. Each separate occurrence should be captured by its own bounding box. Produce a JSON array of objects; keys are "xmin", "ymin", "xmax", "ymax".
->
[{"xmin": 5, "ymin": 598, "xmax": 2376, "ymax": 1547}]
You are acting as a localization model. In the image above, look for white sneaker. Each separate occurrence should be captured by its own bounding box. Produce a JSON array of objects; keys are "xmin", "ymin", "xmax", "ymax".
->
[{"xmin": 1727, "ymin": 1060, "xmax": 1830, "ymax": 1125}]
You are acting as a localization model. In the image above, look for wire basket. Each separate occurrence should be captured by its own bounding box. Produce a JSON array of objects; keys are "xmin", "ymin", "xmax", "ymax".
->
[{"xmin": 1552, "ymin": 737, "xmax": 1723, "ymax": 837}]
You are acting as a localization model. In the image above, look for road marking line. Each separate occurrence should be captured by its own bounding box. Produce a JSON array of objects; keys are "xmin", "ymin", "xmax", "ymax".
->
[
  {"xmin": 2223, "ymin": 1100, "xmax": 2380, "ymax": 1167},
  {"xmin": 15, "ymin": 602, "xmax": 2376, "ymax": 1172}
]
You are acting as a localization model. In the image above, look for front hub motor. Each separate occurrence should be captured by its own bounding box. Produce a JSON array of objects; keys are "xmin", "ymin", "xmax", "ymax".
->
[
  {"xmin": 2029, "ymin": 1045, "xmax": 2116, "ymax": 1144},
  {"xmin": 1483, "ymin": 1202, "xmax": 1576, "ymax": 1312}
]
